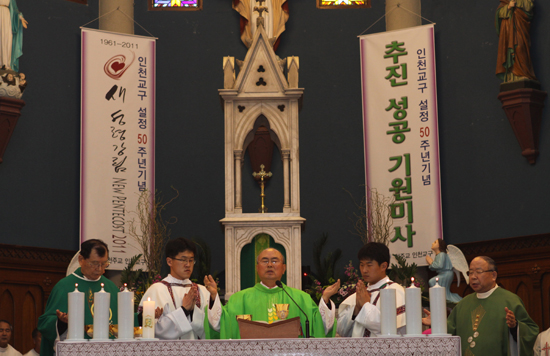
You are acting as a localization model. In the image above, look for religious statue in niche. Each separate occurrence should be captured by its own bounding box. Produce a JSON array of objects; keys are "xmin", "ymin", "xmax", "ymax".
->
[
  {"xmin": 233, "ymin": 0, "xmax": 289, "ymax": 51},
  {"xmin": 495, "ymin": 0, "xmax": 537, "ymax": 83},
  {"xmin": 0, "ymin": 0, "xmax": 28, "ymax": 99},
  {"xmin": 425, "ymin": 239, "xmax": 468, "ymax": 303}
]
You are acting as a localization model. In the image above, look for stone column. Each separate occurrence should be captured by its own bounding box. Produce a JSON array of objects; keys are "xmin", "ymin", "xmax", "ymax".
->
[
  {"xmin": 234, "ymin": 150, "xmax": 243, "ymax": 210},
  {"xmin": 385, "ymin": 0, "xmax": 421, "ymax": 32},
  {"xmin": 282, "ymin": 150, "xmax": 290, "ymax": 212},
  {"xmin": 99, "ymin": 0, "xmax": 134, "ymax": 35}
]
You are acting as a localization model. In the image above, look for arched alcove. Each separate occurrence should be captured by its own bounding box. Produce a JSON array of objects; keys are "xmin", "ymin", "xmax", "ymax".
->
[{"xmin": 219, "ymin": 23, "xmax": 304, "ymax": 299}]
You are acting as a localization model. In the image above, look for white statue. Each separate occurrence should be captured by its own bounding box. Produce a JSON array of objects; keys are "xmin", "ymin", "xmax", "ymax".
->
[
  {"xmin": 0, "ymin": 0, "xmax": 28, "ymax": 72},
  {"xmin": 447, "ymin": 244, "xmax": 469, "ymax": 287}
]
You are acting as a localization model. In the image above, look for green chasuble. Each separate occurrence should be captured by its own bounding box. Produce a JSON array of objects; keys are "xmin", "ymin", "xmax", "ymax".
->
[
  {"xmin": 37, "ymin": 268, "xmax": 120, "ymax": 356},
  {"xmin": 447, "ymin": 287, "xmax": 538, "ymax": 356},
  {"xmin": 220, "ymin": 282, "xmax": 333, "ymax": 339}
]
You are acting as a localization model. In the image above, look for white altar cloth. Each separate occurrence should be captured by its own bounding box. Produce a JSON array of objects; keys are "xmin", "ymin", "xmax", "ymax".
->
[{"xmin": 57, "ymin": 336, "xmax": 461, "ymax": 356}]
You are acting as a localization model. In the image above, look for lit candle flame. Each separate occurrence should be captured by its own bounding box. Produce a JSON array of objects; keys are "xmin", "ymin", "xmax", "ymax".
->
[
  {"xmin": 411, "ymin": 277, "xmax": 415, "ymax": 283},
  {"xmin": 124, "ymin": 283, "xmax": 127, "ymax": 287},
  {"xmin": 148, "ymin": 297, "xmax": 151, "ymax": 301},
  {"xmin": 75, "ymin": 283, "xmax": 78, "ymax": 288}
]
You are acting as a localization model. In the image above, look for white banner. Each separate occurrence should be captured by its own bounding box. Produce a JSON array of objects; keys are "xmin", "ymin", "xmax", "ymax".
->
[
  {"xmin": 360, "ymin": 24, "xmax": 442, "ymax": 267},
  {"xmin": 80, "ymin": 29, "xmax": 156, "ymax": 270}
]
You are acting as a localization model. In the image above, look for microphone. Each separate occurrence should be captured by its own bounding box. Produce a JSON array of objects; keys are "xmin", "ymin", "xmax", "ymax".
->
[{"xmin": 276, "ymin": 280, "xmax": 310, "ymax": 338}]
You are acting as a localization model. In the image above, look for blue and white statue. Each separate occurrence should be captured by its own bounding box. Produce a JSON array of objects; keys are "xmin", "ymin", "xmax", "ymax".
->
[
  {"xmin": 0, "ymin": 0, "xmax": 27, "ymax": 72},
  {"xmin": 426, "ymin": 239, "xmax": 468, "ymax": 303}
]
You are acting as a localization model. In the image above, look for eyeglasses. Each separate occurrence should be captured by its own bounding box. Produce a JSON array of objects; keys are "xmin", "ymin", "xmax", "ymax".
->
[
  {"xmin": 88, "ymin": 261, "xmax": 110, "ymax": 269},
  {"xmin": 172, "ymin": 258, "xmax": 196, "ymax": 265},
  {"xmin": 258, "ymin": 259, "xmax": 282, "ymax": 266},
  {"xmin": 466, "ymin": 269, "xmax": 494, "ymax": 277}
]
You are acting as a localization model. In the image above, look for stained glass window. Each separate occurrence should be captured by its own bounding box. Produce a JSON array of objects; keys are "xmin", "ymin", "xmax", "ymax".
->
[
  {"xmin": 317, "ymin": 0, "xmax": 371, "ymax": 9},
  {"xmin": 149, "ymin": 0, "xmax": 202, "ymax": 11}
]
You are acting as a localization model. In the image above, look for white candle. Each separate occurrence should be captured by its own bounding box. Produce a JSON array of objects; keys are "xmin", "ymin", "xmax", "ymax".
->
[
  {"xmin": 67, "ymin": 284, "xmax": 85, "ymax": 340},
  {"xmin": 429, "ymin": 278, "xmax": 448, "ymax": 335},
  {"xmin": 142, "ymin": 297, "xmax": 155, "ymax": 339},
  {"xmin": 93, "ymin": 283, "xmax": 110, "ymax": 339},
  {"xmin": 118, "ymin": 284, "xmax": 134, "ymax": 340},
  {"xmin": 405, "ymin": 277, "xmax": 422, "ymax": 335},
  {"xmin": 380, "ymin": 288, "xmax": 398, "ymax": 336}
]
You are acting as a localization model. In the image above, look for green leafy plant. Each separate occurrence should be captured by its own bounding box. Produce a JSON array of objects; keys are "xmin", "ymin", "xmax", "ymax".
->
[
  {"xmin": 304, "ymin": 233, "xmax": 344, "ymax": 305},
  {"xmin": 311, "ymin": 233, "xmax": 342, "ymax": 287},
  {"xmin": 388, "ymin": 253, "xmax": 418, "ymax": 288},
  {"xmin": 120, "ymin": 253, "xmax": 162, "ymax": 311},
  {"xmin": 190, "ymin": 237, "xmax": 221, "ymax": 295},
  {"xmin": 305, "ymin": 260, "xmax": 362, "ymax": 307}
]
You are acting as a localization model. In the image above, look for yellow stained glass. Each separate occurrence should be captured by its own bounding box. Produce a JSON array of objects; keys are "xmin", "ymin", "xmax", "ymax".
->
[{"xmin": 321, "ymin": 0, "xmax": 365, "ymax": 5}]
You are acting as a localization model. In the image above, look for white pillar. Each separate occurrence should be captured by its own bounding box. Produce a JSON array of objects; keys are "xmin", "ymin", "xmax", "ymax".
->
[
  {"xmin": 282, "ymin": 150, "xmax": 290, "ymax": 212},
  {"xmin": 385, "ymin": 0, "xmax": 421, "ymax": 32},
  {"xmin": 234, "ymin": 150, "xmax": 243, "ymax": 211},
  {"xmin": 99, "ymin": 0, "xmax": 134, "ymax": 35}
]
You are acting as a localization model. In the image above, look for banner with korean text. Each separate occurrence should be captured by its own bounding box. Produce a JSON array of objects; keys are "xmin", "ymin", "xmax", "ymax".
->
[
  {"xmin": 360, "ymin": 24, "xmax": 442, "ymax": 267},
  {"xmin": 80, "ymin": 28, "xmax": 156, "ymax": 270}
]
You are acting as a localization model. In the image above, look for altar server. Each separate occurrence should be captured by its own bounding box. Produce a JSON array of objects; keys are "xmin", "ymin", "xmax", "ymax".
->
[
  {"xmin": 0, "ymin": 320, "xmax": 22, "ymax": 356},
  {"xmin": 324, "ymin": 242, "xmax": 406, "ymax": 337},
  {"xmin": 139, "ymin": 237, "xmax": 221, "ymax": 339}
]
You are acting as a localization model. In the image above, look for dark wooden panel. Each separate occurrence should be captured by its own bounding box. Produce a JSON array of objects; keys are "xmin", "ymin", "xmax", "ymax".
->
[{"xmin": 0, "ymin": 243, "xmax": 76, "ymax": 352}]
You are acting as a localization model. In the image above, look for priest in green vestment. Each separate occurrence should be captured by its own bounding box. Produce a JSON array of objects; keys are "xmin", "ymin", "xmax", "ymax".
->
[
  {"xmin": 425, "ymin": 256, "xmax": 538, "ymax": 356},
  {"xmin": 220, "ymin": 248, "xmax": 336, "ymax": 339},
  {"xmin": 38, "ymin": 239, "xmax": 120, "ymax": 356}
]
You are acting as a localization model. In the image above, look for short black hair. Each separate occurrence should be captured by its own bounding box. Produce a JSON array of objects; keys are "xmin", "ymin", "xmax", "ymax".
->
[
  {"xmin": 80, "ymin": 239, "xmax": 109, "ymax": 259},
  {"xmin": 0, "ymin": 320, "xmax": 13, "ymax": 330},
  {"xmin": 357, "ymin": 242, "xmax": 390, "ymax": 268},
  {"xmin": 32, "ymin": 328, "xmax": 40, "ymax": 339},
  {"xmin": 165, "ymin": 237, "xmax": 196, "ymax": 259},
  {"xmin": 477, "ymin": 256, "xmax": 498, "ymax": 273}
]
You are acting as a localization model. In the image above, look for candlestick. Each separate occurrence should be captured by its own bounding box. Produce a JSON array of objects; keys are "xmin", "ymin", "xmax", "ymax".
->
[
  {"xmin": 93, "ymin": 283, "xmax": 110, "ymax": 339},
  {"xmin": 67, "ymin": 284, "xmax": 85, "ymax": 340},
  {"xmin": 429, "ymin": 278, "xmax": 449, "ymax": 335},
  {"xmin": 380, "ymin": 288, "xmax": 398, "ymax": 336},
  {"xmin": 118, "ymin": 284, "xmax": 134, "ymax": 340},
  {"xmin": 405, "ymin": 277, "xmax": 422, "ymax": 336},
  {"xmin": 142, "ymin": 297, "xmax": 155, "ymax": 339}
]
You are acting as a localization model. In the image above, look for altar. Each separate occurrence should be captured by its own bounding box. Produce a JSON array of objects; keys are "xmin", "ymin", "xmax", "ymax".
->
[{"xmin": 57, "ymin": 336, "xmax": 461, "ymax": 356}]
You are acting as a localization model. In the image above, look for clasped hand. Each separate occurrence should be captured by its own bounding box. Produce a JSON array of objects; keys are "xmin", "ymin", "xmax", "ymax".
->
[{"xmin": 354, "ymin": 280, "xmax": 371, "ymax": 315}]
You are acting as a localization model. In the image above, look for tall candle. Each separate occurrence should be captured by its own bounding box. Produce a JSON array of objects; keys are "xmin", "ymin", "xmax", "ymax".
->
[
  {"xmin": 67, "ymin": 284, "xmax": 85, "ymax": 340},
  {"xmin": 118, "ymin": 284, "xmax": 134, "ymax": 340},
  {"xmin": 429, "ymin": 278, "xmax": 448, "ymax": 335},
  {"xmin": 93, "ymin": 283, "xmax": 110, "ymax": 339},
  {"xmin": 142, "ymin": 297, "xmax": 155, "ymax": 339},
  {"xmin": 380, "ymin": 288, "xmax": 397, "ymax": 336},
  {"xmin": 405, "ymin": 277, "xmax": 422, "ymax": 335}
]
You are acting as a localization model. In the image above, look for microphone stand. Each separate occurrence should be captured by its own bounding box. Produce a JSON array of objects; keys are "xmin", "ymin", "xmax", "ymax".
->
[{"xmin": 276, "ymin": 280, "xmax": 310, "ymax": 338}]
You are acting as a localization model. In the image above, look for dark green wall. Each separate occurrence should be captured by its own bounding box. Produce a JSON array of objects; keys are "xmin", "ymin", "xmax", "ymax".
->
[{"xmin": 1, "ymin": 0, "xmax": 549, "ymax": 278}]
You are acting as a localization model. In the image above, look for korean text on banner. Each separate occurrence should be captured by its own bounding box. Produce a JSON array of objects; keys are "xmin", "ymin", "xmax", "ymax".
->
[
  {"xmin": 360, "ymin": 24, "xmax": 443, "ymax": 266},
  {"xmin": 80, "ymin": 29, "xmax": 156, "ymax": 270}
]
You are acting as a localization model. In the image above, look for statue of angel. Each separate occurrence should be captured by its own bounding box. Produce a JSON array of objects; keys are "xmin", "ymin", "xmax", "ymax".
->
[{"xmin": 425, "ymin": 239, "xmax": 466, "ymax": 303}]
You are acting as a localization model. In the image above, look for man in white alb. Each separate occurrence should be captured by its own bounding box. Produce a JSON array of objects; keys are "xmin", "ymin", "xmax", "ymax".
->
[
  {"xmin": 0, "ymin": 320, "xmax": 22, "ymax": 356},
  {"xmin": 321, "ymin": 242, "xmax": 406, "ymax": 337},
  {"xmin": 139, "ymin": 237, "xmax": 221, "ymax": 339}
]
